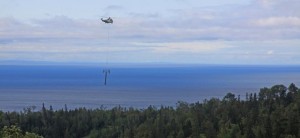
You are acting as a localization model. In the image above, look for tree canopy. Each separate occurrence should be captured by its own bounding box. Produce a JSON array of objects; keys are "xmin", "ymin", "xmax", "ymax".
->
[{"xmin": 0, "ymin": 83, "xmax": 299, "ymax": 138}]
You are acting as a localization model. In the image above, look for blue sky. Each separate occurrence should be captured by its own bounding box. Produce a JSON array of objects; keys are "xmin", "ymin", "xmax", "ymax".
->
[{"xmin": 0, "ymin": 0, "xmax": 300, "ymax": 65}]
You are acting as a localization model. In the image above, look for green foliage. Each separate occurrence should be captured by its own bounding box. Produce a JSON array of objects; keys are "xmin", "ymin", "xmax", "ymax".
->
[
  {"xmin": 2, "ymin": 125, "xmax": 23, "ymax": 138},
  {"xmin": 0, "ymin": 83, "xmax": 299, "ymax": 138},
  {"xmin": 0, "ymin": 125, "xmax": 43, "ymax": 138}
]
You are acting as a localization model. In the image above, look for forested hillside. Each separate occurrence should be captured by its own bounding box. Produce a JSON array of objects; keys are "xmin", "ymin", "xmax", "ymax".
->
[{"xmin": 1, "ymin": 83, "xmax": 299, "ymax": 138}]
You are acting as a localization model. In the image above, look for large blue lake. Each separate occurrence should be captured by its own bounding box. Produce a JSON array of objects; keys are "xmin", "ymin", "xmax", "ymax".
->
[{"xmin": 0, "ymin": 65, "xmax": 299, "ymax": 111}]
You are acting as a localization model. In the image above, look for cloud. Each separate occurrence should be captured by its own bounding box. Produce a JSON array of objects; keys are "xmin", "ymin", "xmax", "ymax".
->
[
  {"xmin": 1, "ymin": 0, "xmax": 300, "ymax": 64},
  {"xmin": 1, "ymin": 1, "xmax": 300, "ymax": 44},
  {"xmin": 129, "ymin": 12, "xmax": 160, "ymax": 18},
  {"xmin": 267, "ymin": 50, "xmax": 273, "ymax": 55},
  {"xmin": 136, "ymin": 41, "xmax": 232, "ymax": 54},
  {"xmin": 254, "ymin": 16, "xmax": 300, "ymax": 27},
  {"xmin": 257, "ymin": 0, "xmax": 275, "ymax": 7},
  {"xmin": 105, "ymin": 5, "xmax": 124, "ymax": 11},
  {"xmin": 0, "ymin": 16, "xmax": 107, "ymax": 43}
]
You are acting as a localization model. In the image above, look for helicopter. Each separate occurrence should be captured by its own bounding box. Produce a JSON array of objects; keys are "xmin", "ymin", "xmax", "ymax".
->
[{"xmin": 101, "ymin": 17, "xmax": 113, "ymax": 24}]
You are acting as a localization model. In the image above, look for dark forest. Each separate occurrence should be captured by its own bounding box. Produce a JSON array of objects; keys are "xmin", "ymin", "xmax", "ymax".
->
[{"xmin": 1, "ymin": 83, "xmax": 299, "ymax": 138}]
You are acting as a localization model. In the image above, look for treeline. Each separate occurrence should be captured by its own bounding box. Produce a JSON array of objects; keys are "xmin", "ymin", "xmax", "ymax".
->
[{"xmin": 0, "ymin": 83, "xmax": 300, "ymax": 138}]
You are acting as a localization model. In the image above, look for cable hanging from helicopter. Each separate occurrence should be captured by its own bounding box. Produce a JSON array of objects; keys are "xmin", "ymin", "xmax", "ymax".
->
[{"xmin": 101, "ymin": 17, "xmax": 113, "ymax": 85}]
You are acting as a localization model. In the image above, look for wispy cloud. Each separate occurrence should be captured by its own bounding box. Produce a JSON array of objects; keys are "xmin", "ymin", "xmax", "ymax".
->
[
  {"xmin": 105, "ymin": 5, "xmax": 124, "ymax": 11},
  {"xmin": 253, "ymin": 16, "xmax": 300, "ymax": 27},
  {"xmin": 135, "ymin": 41, "xmax": 232, "ymax": 54}
]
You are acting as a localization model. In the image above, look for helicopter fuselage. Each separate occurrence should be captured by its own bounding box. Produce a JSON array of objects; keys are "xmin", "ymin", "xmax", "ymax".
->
[{"xmin": 101, "ymin": 18, "xmax": 113, "ymax": 24}]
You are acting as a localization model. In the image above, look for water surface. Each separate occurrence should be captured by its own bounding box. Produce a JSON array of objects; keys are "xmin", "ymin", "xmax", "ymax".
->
[{"xmin": 0, "ymin": 65, "xmax": 299, "ymax": 111}]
